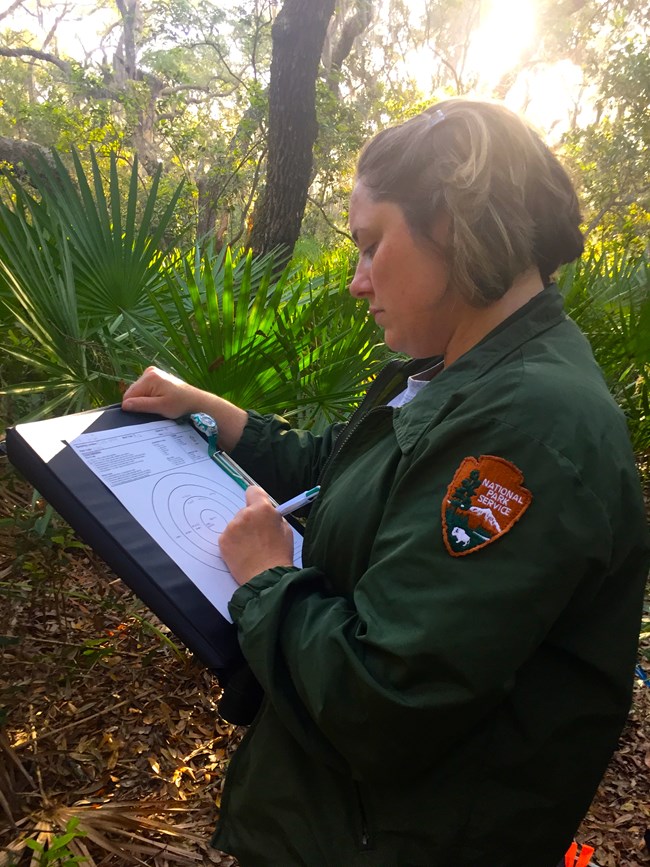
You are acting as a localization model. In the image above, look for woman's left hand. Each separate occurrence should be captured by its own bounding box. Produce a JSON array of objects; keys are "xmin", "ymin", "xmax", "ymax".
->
[{"xmin": 220, "ymin": 486, "xmax": 295, "ymax": 585}]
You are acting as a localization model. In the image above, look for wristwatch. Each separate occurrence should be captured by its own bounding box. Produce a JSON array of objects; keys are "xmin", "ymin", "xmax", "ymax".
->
[{"xmin": 190, "ymin": 412, "xmax": 219, "ymax": 456}]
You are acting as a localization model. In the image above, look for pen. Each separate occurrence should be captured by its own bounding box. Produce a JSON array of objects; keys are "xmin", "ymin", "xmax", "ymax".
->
[{"xmin": 275, "ymin": 486, "xmax": 321, "ymax": 517}]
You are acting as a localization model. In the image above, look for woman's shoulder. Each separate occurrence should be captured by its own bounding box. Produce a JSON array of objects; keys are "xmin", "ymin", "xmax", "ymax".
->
[
  {"xmin": 417, "ymin": 320, "xmax": 638, "ymax": 490},
  {"xmin": 470, "ymin": 327, "xmax": 639, "ymax": 507},
  {"xmin": 517, "ymin": 318, "xmax": 625, "ymax": 430}
]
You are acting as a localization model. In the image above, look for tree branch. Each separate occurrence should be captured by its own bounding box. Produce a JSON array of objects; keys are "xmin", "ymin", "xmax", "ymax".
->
[
  {"xmin": 0, "ymin": 135, "xmax": 56, "ymax": 180},
  {"xmin": 307, "ymin": 194, "xmax": 352, "ymax": 241},
  {"xmin": 330, "ymin": 0, "xmax": 372, "ymax": 73},
  {"xmin": 157, "ymin": 81, "xmax": 228, "ymax": 98},
  {"xmin": 430, "ymin": 46, "xmax": 463, "ymax": 94},
  {"xmin": 0, "ymin": 47, "xmax": 71, "ymax": 74},
  {"xmin": 41, "ymin": 4, "xmax": 71, "ymax": 52},
  {"xmin": 189, "ymin": 40, "xmax": 251, "ymax": 92},
  {"xmin": 231, "ymin": 146, "xmax": 267, "ymax": 246},
  {"xmin": 0, "ymin": 0, "xmax": 25, "ymax": 24},
  {"xmin": 584, "ymin": 187, "xmax": 650, "ymax": 236}
]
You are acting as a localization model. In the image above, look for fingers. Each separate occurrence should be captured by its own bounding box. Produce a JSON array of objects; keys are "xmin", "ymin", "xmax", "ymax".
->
[
  {"xmin": 226, "ymin": 486, "xmax": 277, "ymax": 534},
  {"xmin": 121, "ymin": 367, "xmax": 194, "ymax": 418},
  {"xmin": 220, "ymin": 487, "xmax": 294, "ymax": 584},
  {"xmin": 245, "ymin": 485, "xmax": 272, "ymax": 507}
]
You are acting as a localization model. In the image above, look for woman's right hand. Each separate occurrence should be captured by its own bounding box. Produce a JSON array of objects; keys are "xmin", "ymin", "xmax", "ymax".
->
[{"xmin": 121, "ymin": 366, "xmax": 202, "ymax": 419}]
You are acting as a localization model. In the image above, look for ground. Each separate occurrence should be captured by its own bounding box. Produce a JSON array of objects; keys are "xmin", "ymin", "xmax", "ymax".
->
[{"xmin": 0, "ymin": 461, "xmax": 648, "ymax": 866}]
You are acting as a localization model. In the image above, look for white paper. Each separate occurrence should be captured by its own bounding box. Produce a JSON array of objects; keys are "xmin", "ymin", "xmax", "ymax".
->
[{"xmin": 68, "ymin": 419, "xmax": 303, "ymax": 621}]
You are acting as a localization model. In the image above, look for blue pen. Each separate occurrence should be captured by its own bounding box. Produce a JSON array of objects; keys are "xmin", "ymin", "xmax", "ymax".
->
[{"xmin": 276, "ymin": 486, "xmax": 321, "ymax": 517}]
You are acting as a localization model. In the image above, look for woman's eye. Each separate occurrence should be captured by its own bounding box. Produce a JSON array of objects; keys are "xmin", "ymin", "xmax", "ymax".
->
[{"xmin": 363, "ymin": 243, "xmax": 377, "ymax": 259}]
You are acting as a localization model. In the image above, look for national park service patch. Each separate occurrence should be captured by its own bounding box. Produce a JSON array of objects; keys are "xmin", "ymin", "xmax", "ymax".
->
[{"xmin": 442, "ymin": 455, "xmax": 532, "ymax": 556}]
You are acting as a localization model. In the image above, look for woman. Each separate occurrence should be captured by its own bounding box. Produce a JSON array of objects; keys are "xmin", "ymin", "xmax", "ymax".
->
[{"xmin": 122, "ymin": 99, "xmax": 649, "ymax": 867}]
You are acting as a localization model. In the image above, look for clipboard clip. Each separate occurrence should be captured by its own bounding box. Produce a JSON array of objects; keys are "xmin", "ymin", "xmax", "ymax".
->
[{"xmin": 189, "ymin": 413, "xmax": 253, "ymax": 492}]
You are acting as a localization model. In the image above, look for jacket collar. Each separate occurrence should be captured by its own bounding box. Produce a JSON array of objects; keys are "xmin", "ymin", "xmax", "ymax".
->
[{"xmin": 392, "ymin": 284, "xmax": 567, "ymax": 453}]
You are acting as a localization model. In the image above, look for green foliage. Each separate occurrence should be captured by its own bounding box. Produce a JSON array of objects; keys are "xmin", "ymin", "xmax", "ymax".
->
[
  {"xmin": 0, "ymin": 145, "xmax": 387, "ymax": 433},
  {"xmin": 1, "ymin": 0, "xmax": 648, "ymax": 253},
  {"xmin": 24, "ymin": 818, "xmax": 88, "ymax": 865},
  {"xmin": 124, "ymin": 243, "xmax": 388, "ymax": 432},
  {"xmin": 0, "ymin": 149, "xmax": 183, "ymax": 421},
  {"xmin": 0, "ymin": 48, "xmax": 122, "ymax": 157},
  {"xmin": 560, "ymin": 25, "xmax": 650, "ymax": 244},
  {"xmin": 558, "ymin": 249, "xmax": 650, "ymax": 457}
]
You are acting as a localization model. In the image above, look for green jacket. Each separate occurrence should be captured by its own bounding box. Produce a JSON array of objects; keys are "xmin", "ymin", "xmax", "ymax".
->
[{"xmin": 212, "ymin": 286, "xmax": 649, "ymax": 867}]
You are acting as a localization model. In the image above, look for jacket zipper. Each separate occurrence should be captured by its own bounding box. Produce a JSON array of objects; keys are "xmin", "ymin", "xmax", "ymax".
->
[
  {"xmin": 354, "ymin": 781, "xmax": 372, "ymax": 850},
  {"xmin": 302, "ymin": 357, "xmax": 435, "ymax": 555},
  {"xmin": 317, "ymin": 354, "xmax": 440, "ymax": 483},
  {"xmin": 315, "ymin": 359, "xmax": 407, "ymax": 487}
]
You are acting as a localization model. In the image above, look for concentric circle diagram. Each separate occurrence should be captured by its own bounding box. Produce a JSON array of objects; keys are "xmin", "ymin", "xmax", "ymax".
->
[{"xmin": 152, "ymin": 472, "xmax": 242, "ymax": 570}]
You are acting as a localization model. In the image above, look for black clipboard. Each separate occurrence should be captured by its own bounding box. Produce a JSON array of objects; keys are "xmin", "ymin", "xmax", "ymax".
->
[{"xmin": 5, "ymin": 404, "xmax": 247, "ymax": 676}]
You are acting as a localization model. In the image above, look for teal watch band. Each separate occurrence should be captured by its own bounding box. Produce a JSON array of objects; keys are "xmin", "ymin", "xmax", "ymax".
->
[{"xmin": 190, "ymin": 412, "xmax": 219, "ymax": 457}]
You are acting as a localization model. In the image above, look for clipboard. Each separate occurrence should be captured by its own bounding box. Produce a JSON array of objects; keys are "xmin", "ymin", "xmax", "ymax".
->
[{"xmin": 4, "ymin": 404, "xmax": 296, "ymax": 678}]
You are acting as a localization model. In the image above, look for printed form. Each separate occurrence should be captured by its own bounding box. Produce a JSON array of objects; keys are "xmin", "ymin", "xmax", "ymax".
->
[{"xmin": 69, "ymin": 419, "xmax": 303, "ymax": 621}]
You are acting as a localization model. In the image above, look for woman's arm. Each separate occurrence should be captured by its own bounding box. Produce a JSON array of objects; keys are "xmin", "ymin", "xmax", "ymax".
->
[
  {"xmin": 122, "ymin": 367, "xmax": 346, "ymax": 500},
  {"xmin": 121, "ymin": 366, "xmax": 248, "ymax": 453}
]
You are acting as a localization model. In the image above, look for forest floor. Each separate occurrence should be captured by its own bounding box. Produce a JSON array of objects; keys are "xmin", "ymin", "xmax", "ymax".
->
[{"xmin": 0, "ymin": 459, "xmax": 649, "ymax": 867}]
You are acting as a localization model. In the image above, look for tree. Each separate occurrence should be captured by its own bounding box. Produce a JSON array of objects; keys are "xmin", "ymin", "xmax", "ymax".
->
[
  {"xmin": 0, "ymin": 0, "xmax": 648, "ymax": 253},
  {"xmin": 0, "ymin": 0, "xmax": 275, "ymax": 239},
  {"xmin": 562, "ymin": 35, "xmax": 650, "ymax": 246},
  {"xmin": 248, "ymin": 0, "xmax": 336, "ymax": 260}
]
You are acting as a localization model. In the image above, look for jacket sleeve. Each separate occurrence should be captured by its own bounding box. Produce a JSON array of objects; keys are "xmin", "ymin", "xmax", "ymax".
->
[
  {"xmin": 229, "ymin": 410, "xmax": 345, "ymax": 503},
  {"xmin": 228, "ymin": 415, "xmax": 622, "ymax": 781}
]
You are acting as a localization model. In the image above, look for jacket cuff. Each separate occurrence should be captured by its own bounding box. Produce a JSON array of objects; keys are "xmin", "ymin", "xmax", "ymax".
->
[
  {"xmin": 228, "ymin": 566, "xmax": 298, "ymax": 621},
  {"xmin": 230, "ymin": 410, "xmax": 281, "ymax": 464}
]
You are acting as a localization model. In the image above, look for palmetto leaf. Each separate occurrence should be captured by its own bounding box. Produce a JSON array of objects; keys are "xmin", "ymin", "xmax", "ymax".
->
[
  {"xmin": 0, "ymin": 148, "xmax": 385, "ymax": 430},
  {"xmin": 0, "ymin": 253, "xmax": 126, "ymax": 416},
  {"xmin": 18, "ymin": 149, "xmax": 183, "ymax": 320},
  {"xmin": 0, "ymin": 148, "xmax": 183, "ymax": 421},
  {"xmin": 125, "ymin": 246, "xmax": 387, "ymax": 426},
  {"xmin": 559, "ymin": 249, "xmax": 650, "ymax": 455},
  {"xmin": 4, "ymin": 801, "xmax": 204, "ymax": 866},
  {"xmin": 0, "ymin": 141, "xmax": 387, "ymax": 430}
]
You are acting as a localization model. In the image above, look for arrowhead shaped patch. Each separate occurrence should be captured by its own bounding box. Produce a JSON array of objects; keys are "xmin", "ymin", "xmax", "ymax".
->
[{"xmin": 442, "ymin": 455, "xmax": 532, "ymax": 556}]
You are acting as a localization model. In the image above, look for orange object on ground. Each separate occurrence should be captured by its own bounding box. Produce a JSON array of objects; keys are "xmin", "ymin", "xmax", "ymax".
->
[
  {"xmin": 576, "ymin": 844, "xmax": 595, "ymax": 867},
  {"xmin": 565, "ymin": 842, "xmax": 578, "ymax": 866},
  {"xmin": 565, "ymin": 841, "xmax": 595, "ymax": 867}
]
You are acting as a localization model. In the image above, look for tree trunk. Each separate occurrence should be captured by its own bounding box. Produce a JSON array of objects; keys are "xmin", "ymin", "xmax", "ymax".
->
[
  {"xmin": 248, "ymin": 0, "xmax": 336, "ymax": 261},
  {"xmin": 323, "ymin": 0, "xmax": 373, "ymax": 95},
  {"xmin": 114, "ymin": 0, "xmax": 142, "ymax": 83}
]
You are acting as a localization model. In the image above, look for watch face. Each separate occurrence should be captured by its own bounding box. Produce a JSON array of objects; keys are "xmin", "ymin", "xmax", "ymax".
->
[{"xmin": 190, "ymin": 412, "xmax": 217, "ymax": 435}]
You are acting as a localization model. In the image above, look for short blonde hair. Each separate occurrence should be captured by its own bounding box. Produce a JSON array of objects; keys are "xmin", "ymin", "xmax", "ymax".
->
[{"xmin": 356, "ymin": 99, "xmax": 584, "ymax": 306}]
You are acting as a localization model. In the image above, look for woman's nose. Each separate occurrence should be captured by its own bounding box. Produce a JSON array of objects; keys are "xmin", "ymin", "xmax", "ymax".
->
[{"xmin": 349, "ymin": 258, "xmax": 372, "ymax": 298}]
